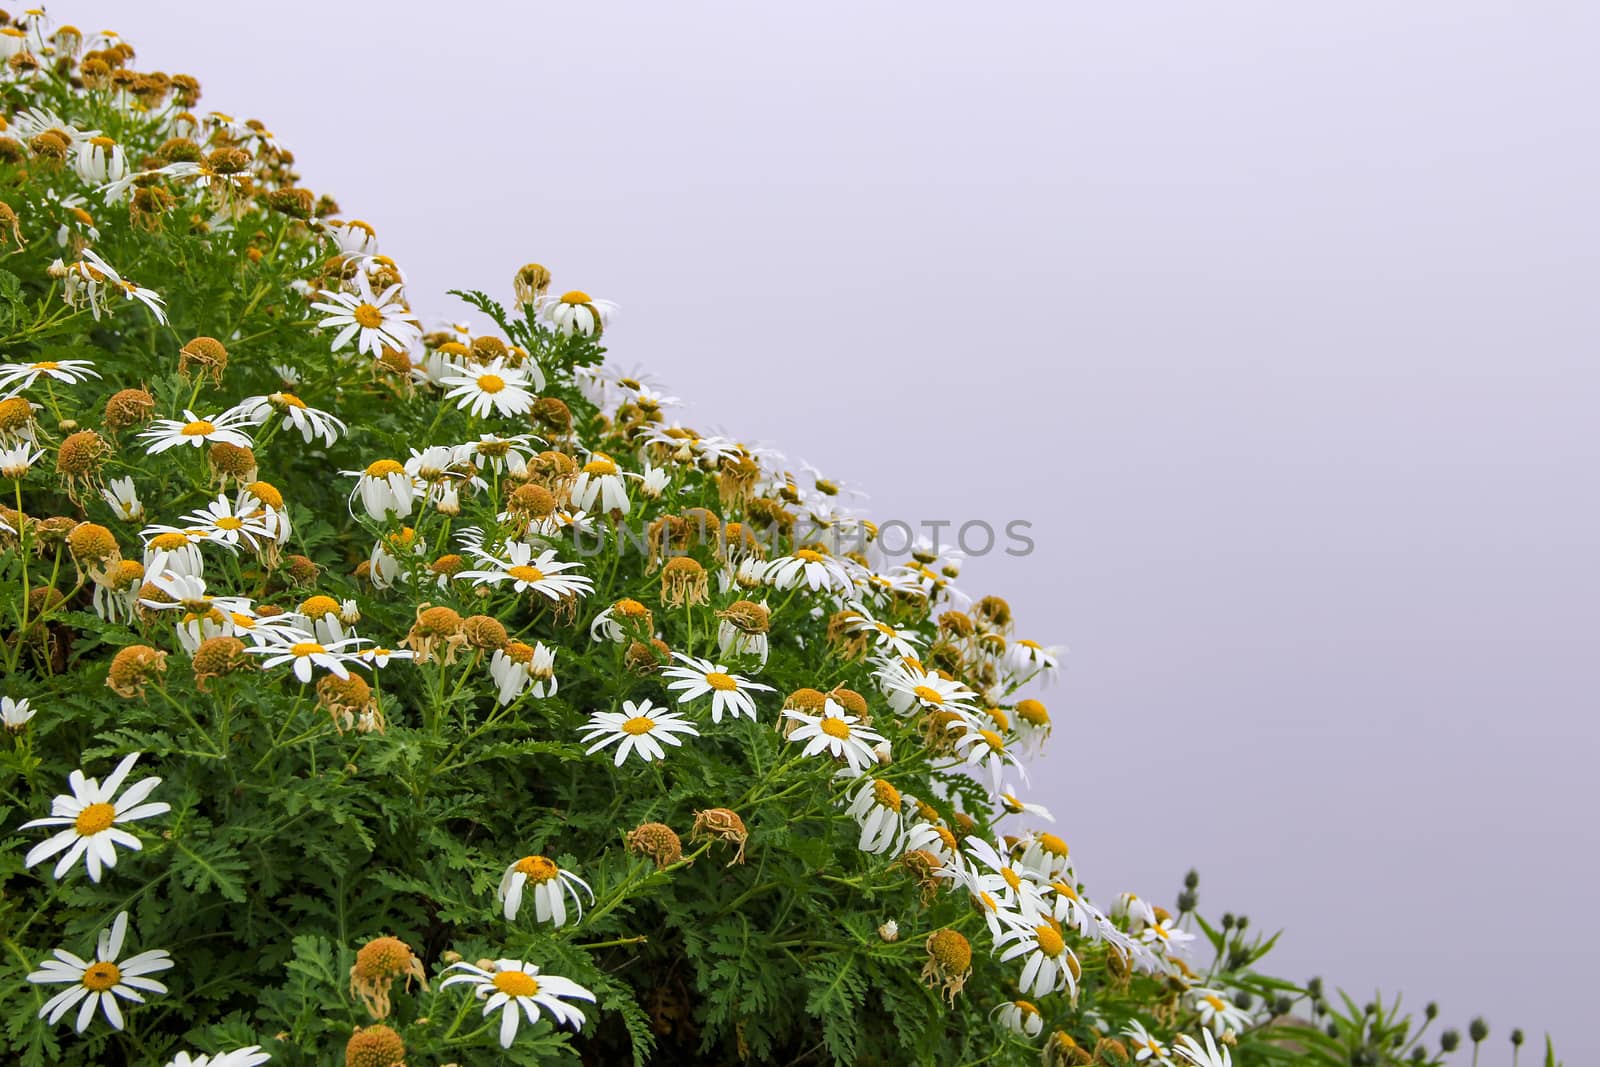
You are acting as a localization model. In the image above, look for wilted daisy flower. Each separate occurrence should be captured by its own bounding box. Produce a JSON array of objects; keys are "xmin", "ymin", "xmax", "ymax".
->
[
  {"xmin": 579, "ymin": 699, "xmax": 700, "ymax": 766},
  {"xmin": 2, "ymin": 694, "xmax": 35, "ymax": 731},
  {"xmin": 138, "ymin": 408, "xmax": 254, "ymax": 454},
  {"xmin": 27, "ymin": 911, "xmax": 173, "ymax": 1033},
  {"xmin": 229, "ymin": 392, "xmax": 346, "ymax": 446},
  {"xmin": 843, "ymin": 777, "xmax": 905, "ymax": 854},
  {"xmin": 570, "ymin": 452, "xmax": 631, "ymax": 515},
  {"xmin": 100, "ymin": 476, "xmax": 143, "ymax": 522},
  {"xmin": 992, "ymin": 999, "xmax": 1045, "ymax": 1038},
  {"xmin": 163, "ymin": 1049, "xmax": 271, "ymax": 1067},
  {"xmin": 439, "ymin": 959, "xmax": 596, "ymax": 1048},
  {"xmin": 0, "ymin": 357, "xmax": 102, "ymax": 395},
  {"xmin": 716, "ymin": 599, "xmax": 771, "ymax": 665},
  {"xmin": 783, "ymin": 698, "xmax": 885, "ymax": 776},
  {"xmin": 0, "ymin": 441, "xmax": 42, "ymax": 479},
  {"xmin": 22, "ymin": 752, "xmax": 170, "ymax": 883},
  {"xmin": 1173, "ymin": 1030, "xmax": 1233, "ymax": 1067},
  {"xmin": 539, "ymin": 289, "xmax": 616, "ymax": 337},
  {"xmin": 498, "ymin": 854, "xmax": 594, "ymax": 926},
  {"xmin": 1004, "ymin": 638, "xmax": 1061, "ymax": 682},
  {"xmin": 660, "ymin": 653, "xmax": 774, "ymax": 724},
  {"xmin": 457, "ymin": 542, "xmax": 594, "ymax": 602},
  {"xmin": 489, "ymin": 640, "xmax": 557, "ymax": 705},
  {"xmin": 346, "ymin": 459, "xmax": 416, "ymax": 521},
  {"xmin": 310, "ymin": 273, "xmax": 421, "ymax": 357},
  {"xmin": 442, "ymin": 358, "xmax": 539, "ymax": 418}
]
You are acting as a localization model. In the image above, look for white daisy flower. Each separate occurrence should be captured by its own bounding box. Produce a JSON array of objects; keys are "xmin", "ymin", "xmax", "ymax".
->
[
  {"xmin": 353, "ymin": 646, "xmax": 416, "ymax": 669},
  {"xmin": 838, "ymin": 602, "xmax": 924, "ymax": 659},
  {"xmin": 456, "ymin": 433, "xmax": 538, "ymax": 475},
  {"xmin": 497, "ymin": 855, "xmax": 594, "ymax": 927},
  {"xmin": 992, "ymin": 999, "xmax": 1045, "ymax": 1038},
  {"xmin": 538, "ymin": 289, "xmax": 617, "ymax": 337},
  {"xmin": 0, "ymin": 357, "xmax": 101, "ymax": 395},
  {"xmin": 640, "ymin": 464, "xmax": 669, "ymax": 499},
  {"xmin": 442, "ymin": 358, "xmax": 538, "ymax": 419},
  {"xmin": 761, "ymin": 547, "xmax": 854, "ymax": 594},
  {"xmin": 246, "ymin": 629, "xmax": 369, "ymax": 683},
  {"xmin": 579, "ymin": 699, "xmax": 700, "ymax": 766},
  {"xmin": 995, "ymin": 916, "xmax": 1080, "ymax": 999},
  {"xmin": 961, "ymin": 836, "xmax": 1050, "ymax": 919},
  {"xmin": 1123, "ymin": 1021, "xmax": 1173, "ymax": 1064},
  {"xmin": 163, "ymin": 1048, "xmax": 271, "ymax": 1067},
  {"xmin": 949, "ymin": 724, "xmax": 1026, "ymax": 793},
  {"xmin": 439, "ymin": 959, "xmax": 596, "ymax": 1048},
  {"xmin": 137, "ymin": 572, "xmax": 254, "ymax": 653},
  {"xmin": 27, "ymin": 911, "xmax": 173, "ymax": 1033},
  {"xmin": 310, "ymin": 273, "xmax": 421, "ymax": 357},
  {"xmin": 21, "ymin": 752, "xmax": 170, "ymax": 883},
  {"xmin": 1003, "ymin": 638, "xmax": 1062, "ymax": 683},
  {"xmin": 458, "ymin": 542, "xmax": 594, "ymax": 602},
  {"xmin": 570, "ymin": 452, "xmax": 631, "ymax": 515},
  {"xmin": 1014, "ymin": 830, "xmax": 1073, "ymax": 882},
  {"xmin": 3, "ymin": 694, "xmax": 36, "ymax": 731},
  {"xmin": 100, "ymin": 477, "xmax": 143, "ymax": 523},
  {"xmin": 229, "ymin": 392, "xmax": 346, "ymax": 446},
  {"xmin": 1190, "ymin": 988, "xmax": 1252, "ymax": 1037},
  {"xmin": 842, "ymin": 777, "xmax": 906, "ymax": 854},
  {"xmin": 76, "ymin": 135, "xmax": 127, "ymax": 185},
  {"xmin": 660, "ymin": 653, "xmax": 774, "ymax": 724},
  {"xmin": 1139, "ymin": 913, "xmax": 1198, "ymax": 958},
  {"xmin": 1173, "ymin": 1030, "xmax": 1233, "ymax": 1067},
  {"xmin": 178, "ymin": 494, "xmax": 277, "ymax": 552},
  {"xmin": 138, "ymin": 409, "xmax": 254, "ymax": 455},
  {"xmin": 782, "ymin": 699, "xmax": 885, "ymax": 776},
  {"xmin": 345, "ymin": 459, "xmax": 416, "ymax": 522},
  {"xmin": 877, "ymin": 657, "xmax": 979, "ymax": 717}
]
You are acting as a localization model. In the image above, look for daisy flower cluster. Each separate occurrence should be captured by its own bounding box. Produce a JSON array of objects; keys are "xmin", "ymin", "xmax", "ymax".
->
[{"xmin": 0, "ymin": 8, "xmax": 1527, "ymax": 1067}]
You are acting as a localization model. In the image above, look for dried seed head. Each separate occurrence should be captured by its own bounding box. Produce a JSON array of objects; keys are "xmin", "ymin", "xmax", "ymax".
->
[
  {"xmin": 718, "ymin": 599, "xmax": 769, "ymax": 635},
  {"xmin": 922, "ymin": 929, "xmax": 972, "ymax": 1004},
  {"xmin": 428, "ymin": 554, "xmax": 465, "ymax": 579},
  {"xmin": 107, "ymin": 644, "xmax": 168, "ymax": 699},
  {"xmin": 513, "ymin": 262, "xmax": 552, "ymax": 304},
  {"xmin": 828, "ymin": 687, "xmax": 869, "ymax": 718},
  {"xmin": 344, "ymin": 1024, "xmax": 406, "ymax": 1067},
  {"xmin": 402, "ymin": 604, "xmax": 467, "ymax": 664},
  {"xmin": 461, "ymin": 614, "xmax": 508, "ymax": 651},
  {"xmin": 0, "ymin": 395, "xmax": 36, "ymax": 433},
  {"xmin": 206, "ymin": 146, "xmax": 251, "ymax": 175},
  {"xmin": 103, "ymin": 388, "xmax": 156, "ymax": 430},
  {"xmin": 284, "ymin": 554, "xmax": 320, "ymax": 585},
  {"xmin": 267, "ymin": 186, "xmax": 314, "ymax": 219},
  {"xmin": 469, "ymin": 336, "xmax": 508, "ymax": 364},
  {"xmin": 530, "ymin": 396, "xmax": 571, "ymax": 434},
  {"xmin": 691, "ymin": 807, "xmax": 749, "ymax": 865},
  {"xmin": 66, "ymin": 522, "xmax": 119, "ymax": 569},
  {"xmin": 783, "ymin": 688, "xmax": 827, "ymax": 713},
  {"xmin": 208, "ymin": 440, "xmax": 257, "ymax": 481},
  {"xmin": 974, "ymin": 594, "xmax": 1012, "ymax": 630},
  {"xmin": 318, "ymin": 674, "xmax": 382, "ymax": 734},
  {"xmin": 349, "ymin": 936, "xmax": 428, "ymax": 1020},
  {"xmin": 178, "ymin": 336, "xmax": 228, "ymax": 384},
  {"xmin": 626, "ymin": 822, "xmax": 683, "ymax": 869},
  {"xmin": 55, "ymin": 430, "xmax": 109, "ymax": 476},
  {"xmin": 192, "ymin": 636, "xmax": 250, "ymax": 690},
  {"xmin": 624, "ymin": 638, "xmax": 672, "ymax": 675},
  {"xmin": 659, "ymin": 555, "xmax": 708, "ymax": 607},
  {"xmin": 507, "ymin": 483, "xmax": 556, "ymax": 519}
]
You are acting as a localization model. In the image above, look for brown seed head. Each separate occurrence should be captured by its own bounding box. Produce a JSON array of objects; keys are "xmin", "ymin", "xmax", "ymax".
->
[
  {"xmin": 345, "ymin": 1024, "xmax": 406, "ymax": 1067},
  {"xmin": 103, "ymin": 388, "xmax": 156, "ymax": 430},
  {"xmin": 107, "ymin": 644, "xmax": 168, "ymax": 699},
  {"xmin": 626, "ymin": 822, "xmax": 683, "ymax": 869}
]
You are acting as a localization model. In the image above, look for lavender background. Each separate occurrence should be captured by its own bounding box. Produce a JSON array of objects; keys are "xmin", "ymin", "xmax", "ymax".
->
[{"xmin": 73, "ymin": 1, "xmax": 1598, "ymax": 1057}]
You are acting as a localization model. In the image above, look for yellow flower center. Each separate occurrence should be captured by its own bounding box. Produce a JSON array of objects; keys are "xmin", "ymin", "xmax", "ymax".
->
[
  {"xmin": 290, "ymin": 641, "xmax": 326, "ymax": 657},
  {"xmin": 507, "ymin": 565, "xmax": 546, "ymax": 584},
  {"xmin": 477, "ymin": 374, "xmax": 505, "ymax": 394},
  {"xmin": 214, "ymin": 516, "xmax": 243, "ymax": 531},
  {"xmin": 871, "ymin": 778, "xmax": 901, "ymax": 810},
  {"xmin": 560, "ymin": 290, "xmax": 592, "ymax": 305},
  {"xmin": 33, "ymin": 360, "xmax": 60, "ymax": 370},
  {"xmin": 1052, "ymin": 881, "xmax": 1080, "ymax": 900},
  {"xmin": 1002, "ymin": 867, "xmax": 1022, "ymax": 892},
  {"xmin": 1205, "ymin": 995, "xmax": 1227, "ymax": 1012},
  {"xmin": 1038, "ymin": 833, "xmax": 1068, "ymax": 858},
  {"xmin": 181, "ymin": 420, "xmax": 215, "ymax": 436},
  {"xmin": 583, "ymin": 456, "xmax": 617, "ymax": 476},
  {"xmin": 622, "ymin": 715, "xmax": 655, "ymax": 736},
  {"xmin": 911, "ymin": 685, "xmax": 944, "ymax": 707},
  {"xmin": 977, "ymin": 729, "xmax": 1005, "ymax": 752},
  {"xmin": 1034, "ymin": 924, "xmax": 1066, "ymax": 958},
  {"xmin": 149, "ymin": 532, "xmax": 191, "ymax": 550},
  {"xmin": 365, "ymin": 459, "xmax": 405, "ymax": 477},
  {"xmin": 514, "ymin": 855, "xmax": 558, "ymax": 883},
  {"xmin": 275, "ymin": 392, "xmax": 307, "ymax": 409},
  {"xmin": 74, "ymin": 802, "xmax": 117, "ymax": 836},
  {"xmin": 704, "ymin": 671, "xmax": 737, "ymax": 692},
  {"xmin": 492, "ymin": 970, "xmax": 541, "ymax": 997},
  {"xmin": 795, "ymin": 549, "xmax": 824, "ymax": 563},
  {"xmin": 819, "ymin": 715, "xmax": 851, "ymax": 740},
  {"xmin": 353, "ymin": 303, "xmax": 385, "ymax": 329},
  {"xmin": 81, "ymin": 961, "xmax": 122, "ymax": 992}
]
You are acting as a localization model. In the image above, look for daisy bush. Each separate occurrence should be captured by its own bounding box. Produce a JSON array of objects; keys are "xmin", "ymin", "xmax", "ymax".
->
[{"xmin": 0, "ymin": 9, "xmax": 1561, "ymax": 1067}]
